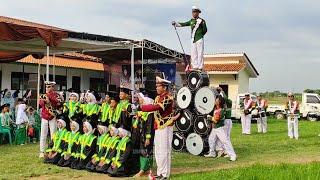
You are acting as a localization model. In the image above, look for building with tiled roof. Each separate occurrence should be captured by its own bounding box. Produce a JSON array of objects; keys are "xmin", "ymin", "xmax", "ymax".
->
[{"xmin": 176, "ymin": 53, "xmax": 259, "ymax": 105}]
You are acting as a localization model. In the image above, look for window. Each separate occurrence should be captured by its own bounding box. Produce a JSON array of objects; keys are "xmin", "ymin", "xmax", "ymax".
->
[
  {"xmin": 90, "ymin": 78, "xmax": 106, "ymax": 91},
  {"xmin": 11, "ymin": 72, "xmax": 35, "ymax": 90},
  {"xmin": 72, "ymin": 76, "xmax": 81, "ymax": 91},
  {"xmin": 306, "ymin": 95, "xmax": 320, "ymax": 104},
  {"xmin": 50, "ymin": 75, "xmax": 67, "ymax": 91}
]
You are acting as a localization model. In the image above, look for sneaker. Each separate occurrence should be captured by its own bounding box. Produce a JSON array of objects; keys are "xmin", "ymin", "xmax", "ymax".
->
[
  {"xmin": 224, "ymin": 154, "xmax": 230, "ymax": 158},
  {"xmin": 155, "ymin": 175, "xmax": 163, "ymax": 180},
  {"xmin": 39, "ymin": 152, "xmax": 44, "ymax": 158},
  {"xmin": 204, "ymin": 153, "xmax": 216, "ymax": 158},
  {"xmin": 230, "ymin": 156, "xmax": 237, "ymax": 161},
  {"xmin": 216, "ymin": 151, "xmax": 224, "ymax": 158}
]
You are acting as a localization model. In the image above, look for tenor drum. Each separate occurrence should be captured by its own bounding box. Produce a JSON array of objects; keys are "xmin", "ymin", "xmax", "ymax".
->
[
  {"xmin": 186, "ymin": 133, "xmax": 209, "ymax": 156},
  {"xmin": 194, "ymin": 115, "xmax": 212, "ymax": 136},
  {"xmin": 187, "ymin": 71, "xmax": 209, "ymax": 91},
  {"xmin": 175, "ymin": 109, "xmax": 193, "ymax": 133},
  {"xmin": 194, "ymin": 87, "xmax": 216, "ymax": 115},
  {"xmin": 172, "ymin": 131, "xmax": 186, "ymax": 152},
  {"xmin": 176, "ymin": 87, "xmax": 192, "ymax": 109}
]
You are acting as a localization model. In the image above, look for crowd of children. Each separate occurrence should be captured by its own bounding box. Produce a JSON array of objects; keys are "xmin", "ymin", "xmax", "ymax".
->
[{"xmin": 42, "ymin": 88, "xmax": 155, "ymax": 177}]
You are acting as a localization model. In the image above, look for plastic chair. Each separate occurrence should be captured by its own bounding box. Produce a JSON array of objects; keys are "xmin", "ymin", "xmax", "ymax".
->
[{"xmin": 0, "ymin": 125, "xmax": 12, "ymax": 145}]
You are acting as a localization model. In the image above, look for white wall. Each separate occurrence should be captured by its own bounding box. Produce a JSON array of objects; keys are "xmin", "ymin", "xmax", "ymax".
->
[{"xmin": 238, "ymin": 69, "xmax": 250, "ymax": 94}]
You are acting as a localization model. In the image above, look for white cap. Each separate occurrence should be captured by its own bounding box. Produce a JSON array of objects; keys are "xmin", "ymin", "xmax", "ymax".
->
[
  {"xmin": 192, "ymin": 6, "xmax": 201, "ymax": 13},
  {"xmin": 45, "ymin": 81, "xmax": 56, "ymax": 85}
]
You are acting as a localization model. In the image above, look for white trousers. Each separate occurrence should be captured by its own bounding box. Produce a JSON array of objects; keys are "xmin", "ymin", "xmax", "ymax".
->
[
  {"xmin": 257, "ymin": 116, "xmax": 267, "ymax": 133},
  {"xmin": 154, "ymin": 126, "xmax": 173, "ymax": 178},
  {"xmin": 191, "ymin": 38, "xmax": 204, "ymax": 69},
  {"xmin": 241, "ymin": 114, "xmax": 252, "ymax": 134},
  {"xmin": 40, "ymin": 118, "xmax": 57, "ymax": 153},
  {"xmin": 287, "ymin": 116, "xmax": 299, "ymax": 139},
  {"xmin": 215, "ymin": 119, "xmax": 233, "ymax": 151},
  {"xmin": 208, "ymin": 127, "xmax": 236, "ymax": 158}
]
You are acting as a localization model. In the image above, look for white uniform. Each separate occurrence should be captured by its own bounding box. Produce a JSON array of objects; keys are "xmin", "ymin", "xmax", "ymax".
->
[
  {"xmin": 209, "ymin": 126, "xmax": 236, "ymax": 159},
  {"xmin": 40, "ymin": 118, "xmax": 57, "ymax": 153},
  {"xmin": 287, "ymin": 100, "xmax": 299, "ymax": 139},
  {"xmin": 241, "ymin": 99, "xmax": 252, "ymax": 134},
  {"xmin": 257, "ymin": 99, "xmax": 268, "ymax": 133},
  {"xmin": 154, "ymin": 126, "xmax": 173, "ymax": 178},
  {"xmin": 191, "ymin": 38, "xmax": 204, "ymax": 70}
]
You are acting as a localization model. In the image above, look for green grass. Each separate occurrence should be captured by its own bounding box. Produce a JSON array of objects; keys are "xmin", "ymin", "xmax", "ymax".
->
[{"xmin": 0, "ymin": 118, "xmax": 320, "ymax": 179}]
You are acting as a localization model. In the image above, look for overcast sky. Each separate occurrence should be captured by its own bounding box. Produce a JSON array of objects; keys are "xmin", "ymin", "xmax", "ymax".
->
[{"xmin": 1, "ymin": 0, "xmax": 319, "ymax": 92}]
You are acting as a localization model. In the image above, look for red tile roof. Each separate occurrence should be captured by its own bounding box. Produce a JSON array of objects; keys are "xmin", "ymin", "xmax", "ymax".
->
[{"xmin": 204, "ymin": 63, "xmax": 246, "ymax": 72}]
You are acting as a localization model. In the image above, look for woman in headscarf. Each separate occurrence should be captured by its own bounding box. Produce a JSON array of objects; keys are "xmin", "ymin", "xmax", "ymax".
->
[
  {"xmin": 15, "ymin": 103, "xmax": 29, "ymax": 145},
  {"xmin": 1, "ymin": 89, "xmax": 14, "ymax": 112}
]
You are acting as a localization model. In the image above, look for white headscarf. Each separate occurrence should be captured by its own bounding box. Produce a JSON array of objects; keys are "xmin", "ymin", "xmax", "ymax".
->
[
  {"xmin": 16, "ymin": 104, "xmax": 28, "ymax": 125},
  {"xmin": 118, "ymin": 127, "xmax": 131, "ymax": 137},
  {"xmin": 69, "ymin": 93, "xmax": 79, "ymax": 101},
  {"xmin": 83, "ymin": 121, "xmax": 93, "ymax": 135},
  {"xmin": 138, "ymin": 93, "xmax": 154, "ymax": 105},
  {"xmin": 86, "ymin": 92, "xmax": 96, "ymax": 104},
  {"xmin": 71, "ymin": 120, "xmax": 79, "ymax": 133},
  {"xmin": 57, "ymin": 119, "xmax": 66, "ymax": 130},
  {"xmin": 97, "ymin": 124, "xmax": 108, "ymax": 134},
  {"xmin": 110, "ymin": 125, "xmax": 119, "ymax": 136}
]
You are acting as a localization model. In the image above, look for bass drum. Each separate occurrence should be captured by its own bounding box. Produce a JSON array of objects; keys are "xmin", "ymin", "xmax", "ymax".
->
[
  {"xmin": 187, "ymin": 71, "xmax": 209, "ymax": 91},
  {"xmin": 172, "ymin": 132, "xmax": 186, "ymax": 152},
  {"xmin": 186, "ymin": 133, "xmax": 209, "ymax": 156},
  {"xmin": 175, "ymin": 109, "xmax": 193, "ymax": 133},
  {"xmin": 194, "ymin": 115, "xmax": 212, "ymax": 136},
  {"xmin": 176, "ymin": 87, "xmax": 192, "ymax": 109},
  {"xmin": 194, "ymin": 87, "xmax": 216, "ymax": 115}
]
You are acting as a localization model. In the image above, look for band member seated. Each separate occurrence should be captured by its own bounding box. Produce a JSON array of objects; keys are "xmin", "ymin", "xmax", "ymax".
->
[
  {"xmin": 0, "ymin": 104, "xmax": 13, "ymax": 134},
  {"xmin": 71, "ymin": 119, "xmax": 97, "ymax": 170},
  {"xmin": 96, "ymin": 126, "xmax": 120, "ymax": 173},
  {"xmin": 82, "ymin": 90, "xmax": 101, "ymax": 123},
  {"xmin": 118, "ymin": 87, "xmax": 132, "ymax": 130},
  {"xmin": 86, "ymin": 121, "xmax": 110, "ymax": 172},
  {"xmin": 107, "ymin": 127, "xmax": 136, "ymax": 177},
  {"xmin": 63, "ymin": 90, "xmax": 81, "ymax": 120},
  {"xmin": 44, "ymin": 115, "xmax": 69, "ymax": 164},
  {"xmin": 100, "ymin": 92, "xmax": 111, "ymax": 123},
  {"xmin": 134, "ymin": 93, "xmax": 155, "ymax": 177},
  {"xmin": 57, "ymin": 118, "xmax": 82, "ymax": 167},
  {"xmin": 204, "ymin": 96, "xmax": 237, "ymax": 161}
]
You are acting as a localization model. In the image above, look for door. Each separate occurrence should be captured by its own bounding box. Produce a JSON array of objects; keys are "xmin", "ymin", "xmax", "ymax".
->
[
  {"xmin": 219, "ymin": 84, "xmax": 229, "ymax": 97},
  {"xmin": 72, "ymin": 76, "xmax": 81, "ymax": 91}
]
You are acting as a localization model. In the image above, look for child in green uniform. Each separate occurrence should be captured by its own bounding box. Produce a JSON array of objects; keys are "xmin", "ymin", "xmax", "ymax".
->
[{"xmin": 63, "ymin": 92, "xmax": 81, "ymax": 120}]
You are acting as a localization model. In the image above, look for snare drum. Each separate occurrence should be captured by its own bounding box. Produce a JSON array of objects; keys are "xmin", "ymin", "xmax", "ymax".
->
[
  {"xmin": 175, "ymin": 109, "xmax": 193, "ymax": 133},
  {"xmin": 186, "ymin": 133, "xmax": 209, "ymax": 156},
  {"xmin": 187, "ymin": 71, "xmax": 209, "ymax": 91}
]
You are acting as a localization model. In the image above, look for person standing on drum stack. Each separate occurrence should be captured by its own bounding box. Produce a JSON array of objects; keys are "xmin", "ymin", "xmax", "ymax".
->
[
  {"xmin": 172, "ymin": 6, "xmax": 207, "ymax": 71},
  {"xmin": 140, "ymin": 76, "xmax": 180, "ymax": 180},
  {"xmin": 241, "ymin": 93, "xmax": 253, "ymax": 135},
  {"xmin": 256, "ymin": 94, "xmax": 268, "ymax": 133}
]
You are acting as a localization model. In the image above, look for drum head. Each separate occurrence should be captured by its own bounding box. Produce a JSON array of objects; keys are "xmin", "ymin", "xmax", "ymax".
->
[
  {"xmin": 186, "ymin": 133, "xmax": 205, "ymax": 156},
  {"xmin": 176, "ymin": 87, "xmax": 192, "ymax": 109},
  {"xmin": 187, "ymin": 71, "xmax": 209, "ymax": 91},
  {"xmin": 194, "ymin": 87, "xmax": 216, "ymax": 115},
  {"xmin": 172, "ymin": 132, "xmax": 186, "ymax": 152},
  {"xmin": 175, "ymin": 109, "xmax": 193, "ymax": 132},
  {"xmin": 194, "ymin": 116, "xmax": 212, "ymax": 135}
]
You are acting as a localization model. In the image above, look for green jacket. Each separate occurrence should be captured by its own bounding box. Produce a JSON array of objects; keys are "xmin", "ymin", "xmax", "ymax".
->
[
  {"xmin": 179, "ymin": 18, "xmax": 207, "ymax": 43},
  {"xmin": 213, "ymin": 109, "xmax": 225, "ymax": 129}
]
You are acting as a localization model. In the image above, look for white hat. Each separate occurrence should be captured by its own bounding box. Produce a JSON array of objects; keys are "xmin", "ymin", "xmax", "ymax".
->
[
  {"xmin": 288, "ymin": 92, "xmax": 294, "ymax": 96},
  {"xmin": 192, "ymin": 6, "xmax": 201, "ymax": 13},
  {"xmin": 244, "ymin": 92, "xmax": 250, "ymax": 96},
  {"xmin": 156, "ymin": 76, "xmax": 171, "ymax": 85},
  {"xmin": 45, "ymin": 81, "xmax": 56, "ymax": 85}
]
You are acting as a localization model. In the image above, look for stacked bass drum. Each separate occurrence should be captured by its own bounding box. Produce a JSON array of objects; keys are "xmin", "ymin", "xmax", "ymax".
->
[{"xmin": 174, "ymin": 70, "xmax": 217, "ymax": 156}]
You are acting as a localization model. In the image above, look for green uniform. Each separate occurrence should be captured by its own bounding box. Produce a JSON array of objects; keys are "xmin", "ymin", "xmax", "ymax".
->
[{"xmin": 179, "ymin": 18, "xmax": 207, "ymax": 43}]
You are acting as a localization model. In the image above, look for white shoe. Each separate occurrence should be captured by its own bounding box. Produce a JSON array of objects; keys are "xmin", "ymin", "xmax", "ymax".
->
[
  {"xmin": 204, "ymin": 153, "xmax": 216, "ymax": 158},
  {"xmin": 39, "ymin": 153, "xmax": 44, "ymax": 158},
  {"xmin": 224, "ymin": 154, "xmax": 230, "ymax": 158},
  {"xmin": 230, "ymin": 156, "xmax": 237, "ymax": 161},
  {"xmin": 216, "ymin": 151, "xmax": 224, "ymax": 158}
]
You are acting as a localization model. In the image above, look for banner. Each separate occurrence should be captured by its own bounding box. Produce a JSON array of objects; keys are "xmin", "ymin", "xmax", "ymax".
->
[{"xmin": 121, "ymin": 64, "xmax": 176, "ymax": 90}]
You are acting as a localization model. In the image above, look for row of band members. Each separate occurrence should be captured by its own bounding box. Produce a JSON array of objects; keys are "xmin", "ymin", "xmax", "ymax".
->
[{"xmin": 43, "ymin": 88, "xmax": 154, "ymax": 177}]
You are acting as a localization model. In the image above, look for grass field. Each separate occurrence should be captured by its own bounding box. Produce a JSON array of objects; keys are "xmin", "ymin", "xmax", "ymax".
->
[{"xmin": 0, "ymin": 118, "xmax": 320, "ymax": 179}]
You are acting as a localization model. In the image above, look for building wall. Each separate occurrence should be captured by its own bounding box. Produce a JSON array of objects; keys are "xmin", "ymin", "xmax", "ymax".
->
[
  {"xmin": 208, "ymin": 74, "xmax": 239, "ymax": 103},
  {"xmin": 0, "ymin": 63, "xmax": 103, "ymax": 93},
  {"xmin": 237, "ymin": 69, "xmax": 250, "ymax": 94}
]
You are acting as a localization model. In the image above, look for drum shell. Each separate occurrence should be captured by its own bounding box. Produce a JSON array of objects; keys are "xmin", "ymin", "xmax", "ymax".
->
[
  {"xmin": 193, "ymin": 115, "xmax": 212, "ymax": 136},
  {"xmin": 187, "ymin": 71, "xmax": 210, "ymax": 91},
  {"xmin": 194, "ymin": 86, "xmax": 216, "ymax": 115},
  {"xmin": 186, "ymin": 133, "xmax": 209, "ymax": 156},
  {"xmin": 176, "ymin": 87, "xmax": 193, "ymax": 109},
  {"xmin": 175, "ymin": 109, "xmax": 194, "ymax": 133},
  {"xmin": 172, "ymin": 131, "xmax": 186, "ymax": 152}
]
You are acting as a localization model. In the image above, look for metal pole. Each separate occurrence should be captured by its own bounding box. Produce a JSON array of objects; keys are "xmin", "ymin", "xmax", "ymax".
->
[
  {"xmin": 141, "ymin": 41, "xmax": 144, "ymax": 88},
  {"xmin": 46, "ymin": 46, "xmax": 50, "ymax": 82},
  {"xmin": 37, "ymin": 59, "xmax": 41, "ymax": 111},
  {"xmin": 22, "ymin": 64, "xmax": 25, "ymax": 98},
  {"xmin": 53, "ymin": 54, "xmax": 55, "ymax": 82},
  {"xmin": 131, "ymin": 45, "xmax": 135, "ymax": 102}
]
